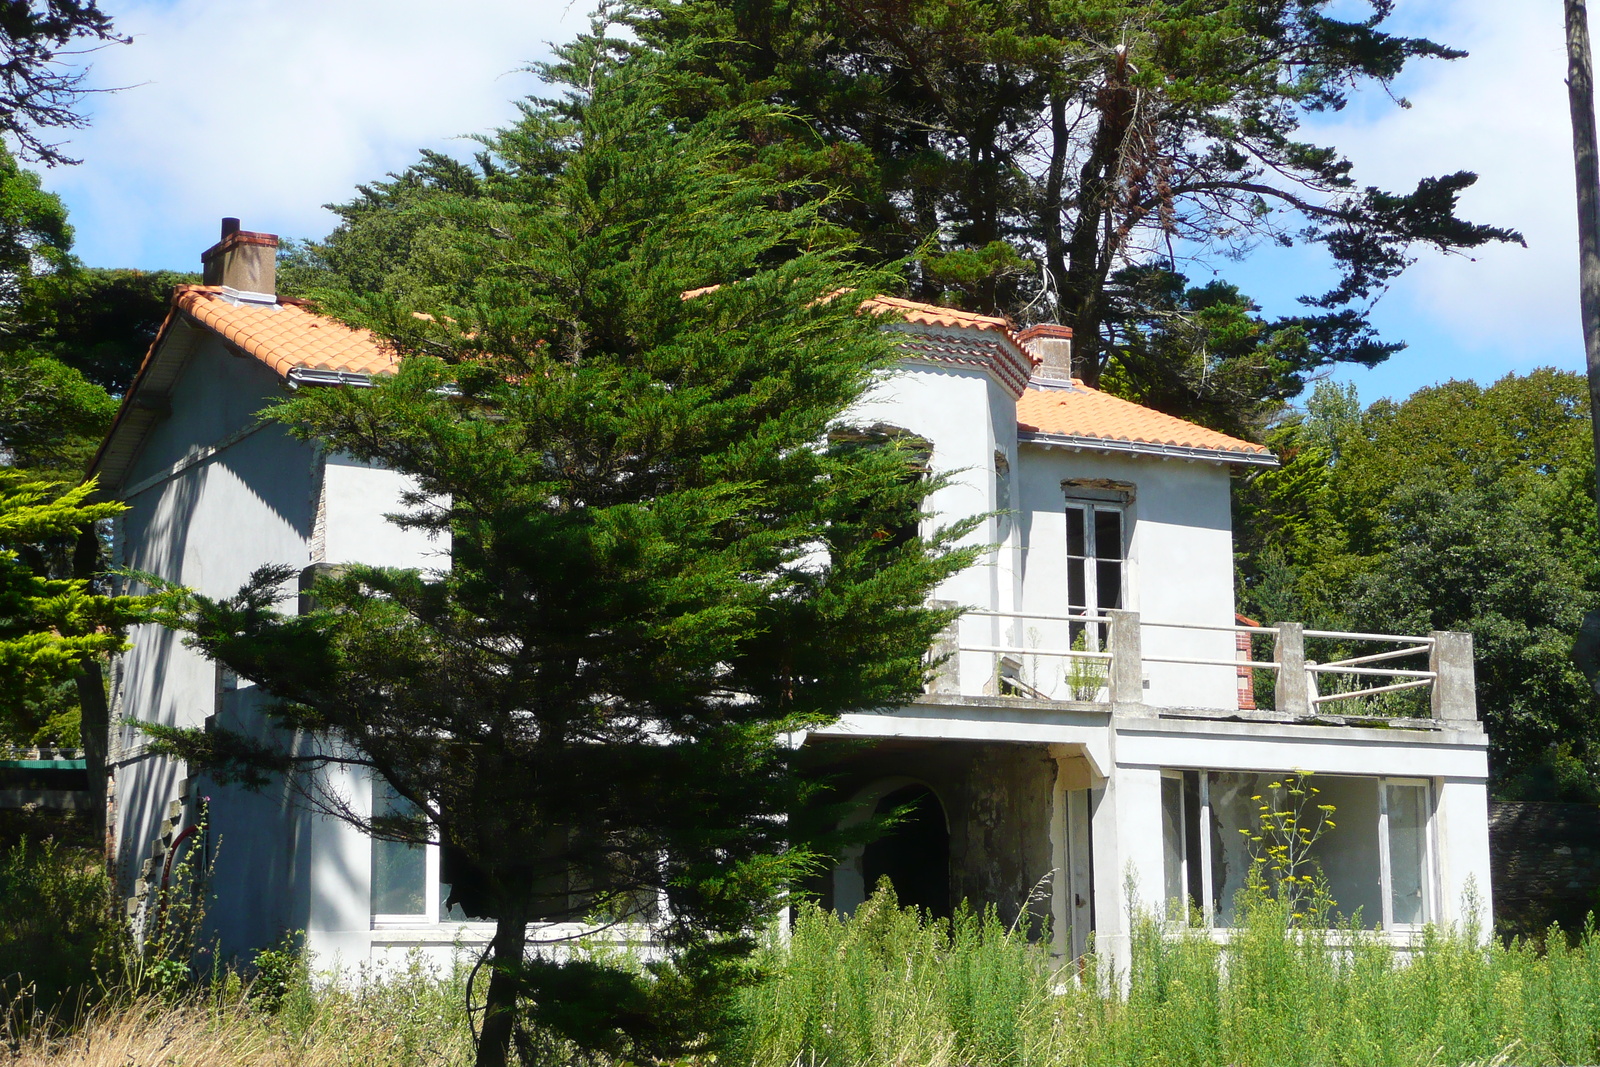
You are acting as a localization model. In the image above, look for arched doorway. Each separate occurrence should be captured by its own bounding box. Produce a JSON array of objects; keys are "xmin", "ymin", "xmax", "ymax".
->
[
  {"xmin": 833, "ymin": 779, "xmax": 952, "ymax": 918},
  {"xmin": 863, "ymin": 784, "xmax": 951, "ymax": 918}
]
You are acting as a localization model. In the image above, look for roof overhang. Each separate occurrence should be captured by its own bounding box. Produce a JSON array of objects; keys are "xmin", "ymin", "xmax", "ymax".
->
[
  {"xmin": 84, "ymin": 305, "xmax": 207, "ymax": 498},
  {"xmin": 1019, "ymin": 429, "xmax": 1280, "ymax": 468}
]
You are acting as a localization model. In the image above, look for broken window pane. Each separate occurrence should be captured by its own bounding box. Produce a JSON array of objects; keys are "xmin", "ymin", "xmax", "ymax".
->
[
  {"xmin": 371, "ymin": 784, "xmax": 427, "ymax": 917},
  {"xmin": 1096, "ymin": 559, "xmax": 1122, "ymax": 611},
  {"xmin": 1094, "ymin": 509, "xmax": 1123, "ymax": 560},
  {"xmin": 1066, "ymin": 505, "xmax": 1087, "ymax": 558}
]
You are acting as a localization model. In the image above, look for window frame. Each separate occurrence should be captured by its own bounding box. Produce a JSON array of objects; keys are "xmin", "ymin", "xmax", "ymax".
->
[
  {"xmin": 1064, "ymin": 494, "xmax": 1128, "ymax": 649},
  {"xmin": 1378, "ymin": 777, "xmax": 1435, "ymax": 929},
  {"xmin": 1160, "ymin": 771, "xmax": 1436, "ymax": 932},
  {"xmin": 369, "ymin": 778, "xmax": 440, "ymax": 926}
]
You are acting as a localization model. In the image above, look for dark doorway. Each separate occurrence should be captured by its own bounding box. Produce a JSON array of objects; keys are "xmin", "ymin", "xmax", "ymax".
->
[{"xmin": 862, "ymin": 784, "xmax": 951, "ymax": 918}]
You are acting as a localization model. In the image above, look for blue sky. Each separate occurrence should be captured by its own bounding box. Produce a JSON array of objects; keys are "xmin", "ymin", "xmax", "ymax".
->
[{"xmin": 35, "ymin": 0, "xmax": 1580, "ymax": 406}]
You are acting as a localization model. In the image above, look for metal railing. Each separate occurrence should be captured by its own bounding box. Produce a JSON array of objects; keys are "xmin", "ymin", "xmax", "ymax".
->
[{"xmin": 941, "ymin": 609, "xmax": 1474, "ymax": 721}]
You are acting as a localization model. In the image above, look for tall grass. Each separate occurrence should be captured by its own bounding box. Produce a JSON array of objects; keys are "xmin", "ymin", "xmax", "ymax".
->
[
  {"xmin": 14, "ymin": 855, "xmax": 1600, "ymax": 1066},
  {"xmin": 731, "ymin": 888, "xmax": 1600, "ymax": 1067},
  {"xmin": 7, "ymin": 958, "xmax": 476, "ymax": 1066}
]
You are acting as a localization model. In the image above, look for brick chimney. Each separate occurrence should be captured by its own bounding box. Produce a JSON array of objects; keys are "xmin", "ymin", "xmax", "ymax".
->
[
  {"xmin": 201, "ymin": 217, "xmax": 277, "ymax": 298},
  {"xmin": 1018, "ymin": 323, "xmax": 1073, "ymax": 383}
]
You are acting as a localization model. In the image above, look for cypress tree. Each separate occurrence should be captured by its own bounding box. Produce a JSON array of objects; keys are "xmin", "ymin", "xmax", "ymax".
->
[{"xmin": 147, "ymin": 43, "xmax": 977, "ymax": 1067}]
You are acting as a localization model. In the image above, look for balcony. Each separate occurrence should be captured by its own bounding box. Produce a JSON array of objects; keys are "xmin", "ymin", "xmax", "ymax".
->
[{"xmin": 930, "ymin": 609, "xmax": 1477, "ymax": 725}]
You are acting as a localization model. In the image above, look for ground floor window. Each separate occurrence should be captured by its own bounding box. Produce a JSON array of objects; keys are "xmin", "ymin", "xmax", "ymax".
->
[
  {"xmin": 370, "ymin": 781, "xmax": 492, "ymax": 923},
  {"xmin": 1161, "ymin": 771, "xmax": 1433, "ymax": 929},
  {"xmin": 370, "ymin": 781, "xmax": 433, "ymax": 921}
]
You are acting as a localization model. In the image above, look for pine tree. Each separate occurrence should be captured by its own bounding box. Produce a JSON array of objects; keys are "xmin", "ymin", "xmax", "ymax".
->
[
  {"xmin": 147, "ymin": 46, "xmax": 977, "ymax": 1067},
  {"xmin": 631, "ymin": 0, "xmax": 1522, "ymax": 399}
]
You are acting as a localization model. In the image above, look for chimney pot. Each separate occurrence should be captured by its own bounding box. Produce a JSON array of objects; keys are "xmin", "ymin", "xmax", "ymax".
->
[{"xmin": 221, "ymin": 217, "xmax": 240, "ymax": 238}]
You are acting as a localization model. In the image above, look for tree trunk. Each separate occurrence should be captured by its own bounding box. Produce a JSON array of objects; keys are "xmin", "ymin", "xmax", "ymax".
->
[
  {"xmin": 1059, "ymin": 48, "xmax": 1137, "ymax": 385},
  {"xmin": 1563, "ymin": 0, "xmax": 1600, "ymax": 696},
  {"xmin": 72, "ymin": 527, "xmax": 110, "ymax": 850},
  {"xmin": 76, "ymin": 659, "xmax": 109, "ymax": 850},
  {"xmin": 1043, "ymin": 89, "xmax": 1069, "ymax": 317},
  {"xmin": 1568, "ymin": 0, "xmax": 1600, "ymax": 521},
  {"xmin": 474, "ymin": 912, "xmax": 528, "ymax": 1067}
]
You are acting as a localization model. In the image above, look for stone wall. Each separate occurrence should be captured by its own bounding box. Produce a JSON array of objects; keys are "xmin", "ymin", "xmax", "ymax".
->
[{"xmin": 1490, "ymin": 801, "xmax": 1600, "ymax": 937}]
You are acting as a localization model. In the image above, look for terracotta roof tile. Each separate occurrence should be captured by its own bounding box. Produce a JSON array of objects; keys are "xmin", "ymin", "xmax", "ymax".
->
[
  {"xmin": 175, "ymin": 285, "xmax": 396, "ymax": 378},
  {"xmin": 860, "ymin": 295, "xmax": 1017, "ymax": 335},
  {"xmin": 1017, "ymin": 382, "xmax": 1273, "ymax": 460}
]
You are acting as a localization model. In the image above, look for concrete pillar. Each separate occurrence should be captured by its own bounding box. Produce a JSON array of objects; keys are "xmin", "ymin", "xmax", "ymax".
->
[
  {"xmin": 1274, "ymin": 622, "xmax": 1309, "ymax": 716},
  {"xmin": 924, "ymin": 600, "xmax": 961, "ymax": 696},
  {"xmin": 1430, "ymin": 631, "xmax": 1478, "ymax": 721},
  {"xmin": 1091, "ymin": 763, "xmax": 1162, "ymax": 983},
  {"xmin": 1434, "ymin": 776, "xmax": 1494, "ymax": 939},
  {"xmin": 1108, "ymin": 609, "xmax": 1143, "ymax": 707}
]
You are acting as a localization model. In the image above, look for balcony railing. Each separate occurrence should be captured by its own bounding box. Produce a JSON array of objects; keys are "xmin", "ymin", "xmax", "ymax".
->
[{"xmin": 936, "ymin": 609, "xmax": 1475, "ymax": 722}]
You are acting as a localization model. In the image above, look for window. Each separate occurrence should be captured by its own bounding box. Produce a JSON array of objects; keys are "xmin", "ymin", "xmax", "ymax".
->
[
  {"xmin": 370, "ymin": 781, "xmax": 494, "ymax": 924},
  {"xmin": 1160, "ymin": 772, "xmax": 1434, "ymax": 930},
  {"xmin": 1065, "ymin": 498, "xmax": 1125, "ymax": 645},
  {"xmin": 1383, "ymin": 780, "xmax": 1432, "ymax": 926},
  {"xmin": 828, "ymin": 425, "xmax": 931, "ymax": 554},
  {"xmin": 1160, "ymin": 771, "xmax": 1206, "ymax": 923}
]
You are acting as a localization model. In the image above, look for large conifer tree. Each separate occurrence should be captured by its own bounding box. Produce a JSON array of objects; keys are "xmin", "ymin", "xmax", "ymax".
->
[
  {"xmin": 631, "ymin": 0, "xmax": 1522, "ymax": 402},
  {"xmin": 148, "ymin": 43, "xmax": 976, "ymax": 1067}
]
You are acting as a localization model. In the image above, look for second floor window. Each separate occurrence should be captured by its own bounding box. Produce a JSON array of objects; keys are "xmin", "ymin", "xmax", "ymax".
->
[{"xmin": 1066, "ymin": 500, "xmax": 1124, "ymax": 645}]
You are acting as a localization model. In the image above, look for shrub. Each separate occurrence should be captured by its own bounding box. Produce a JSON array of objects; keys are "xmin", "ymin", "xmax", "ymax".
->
[{"xmin": 0, "ymin": 836, "xmax": 125, "ymax": 1031}]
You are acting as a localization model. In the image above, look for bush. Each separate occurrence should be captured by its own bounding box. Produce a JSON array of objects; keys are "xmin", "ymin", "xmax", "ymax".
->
[{"xmin": 0, "ymin": 836, "xmax": 125, "ymax": 1030}]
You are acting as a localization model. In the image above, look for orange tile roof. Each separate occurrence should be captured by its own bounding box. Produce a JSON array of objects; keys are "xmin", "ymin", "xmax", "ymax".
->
[
  {"xmin": 860, "ymin": 295, "xmax": 1017, "ymax": 335},
  {"xmin": 175, "ymin": 285, "xmax": 396, "ymax": 378},
  {"xmin": 1017, "ymin": 382, "xmax": 1274, "ymax": 461}
]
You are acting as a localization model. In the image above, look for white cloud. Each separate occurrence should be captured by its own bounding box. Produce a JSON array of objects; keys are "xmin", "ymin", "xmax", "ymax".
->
[
  {"xmin": 1305, "ymin": 0, "xmax": 1584, "ymax": 380},
  {"xmin": 39, "ymin": 0, "xmax": 585, "ymax": 270}
]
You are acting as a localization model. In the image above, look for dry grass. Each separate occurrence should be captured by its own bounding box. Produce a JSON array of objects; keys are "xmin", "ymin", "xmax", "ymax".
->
[{"xmin": 7, "ymin": 962, "xmax": 477, "ymax": 1067}]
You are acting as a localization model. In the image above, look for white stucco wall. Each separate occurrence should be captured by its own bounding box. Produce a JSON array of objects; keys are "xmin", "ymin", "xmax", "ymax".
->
[
  {"xmin": 319, "ymin": 454, "xmax": 447, "ymax": 572},
  {"xmin": 851, "ymin": 360, "xmax": 1023, "ymax": 696},
  {"xmin": 1015, "ymin": 447, "xmax": 1237, "ymax": 708},
  {"xmin": 114, "ymin": 340, "xmax": 319, "ymax": 927},
  {"xmin": 111, "ymin": 340, "xmax": 444, "ymax": 966}
]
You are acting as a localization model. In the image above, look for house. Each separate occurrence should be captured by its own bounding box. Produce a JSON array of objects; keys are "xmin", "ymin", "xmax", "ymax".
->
[{"xmin": 89, "ymin": 221, "xmax": 1493, "ymax": 974}]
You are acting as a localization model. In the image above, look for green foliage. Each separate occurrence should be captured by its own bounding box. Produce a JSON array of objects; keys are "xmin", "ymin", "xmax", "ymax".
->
[
  {"xmin": 149, "ymin": 44, "xmax": 979, "ymax": 1066},
  {"xmin": 0, "ymin": 836, "xmax": 125, "ymax": 1033},
  {"xmin": 629, "ymin": 0, "xmax": 1519, "ymax": 402},
  {"xmin": 1065, "ymin": 630, "xmax": 1108, "ymax": 702},
  {"xmin": 0, "ymin": 347, "xmax": 116, "ymax": 473},
  {"xmin": 12, "ymin": 266, "xmax": 197, "ymax": 394},
  {"xmin": 0, "ymin": 472, "xmax": 139, "ymax": 747},
  {"xmin": 0, "ymin": 147, "xmax": 149, "ymax": 478},
  {"xmin": 1100, "ymin": 266, "xmax": 1396, "ymax": 439},
  {"xmin": 248, "ymin": 933, "xmax": 309, "ymax": 1015},
  {"xmin": 726, "ymin": 889, "xmax": 1600, "ymax": 1067},
  {"xmin": 1239, "ymin": 772, "xmax": 1338, "ymax": 926},
  {"xmin": 732, "ymin": 888, "xmax": 1057, "ymax": 1067},
  {"xmin": 1237, "ymin": 372, "xmax": 1600, "ymax": 790}
]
